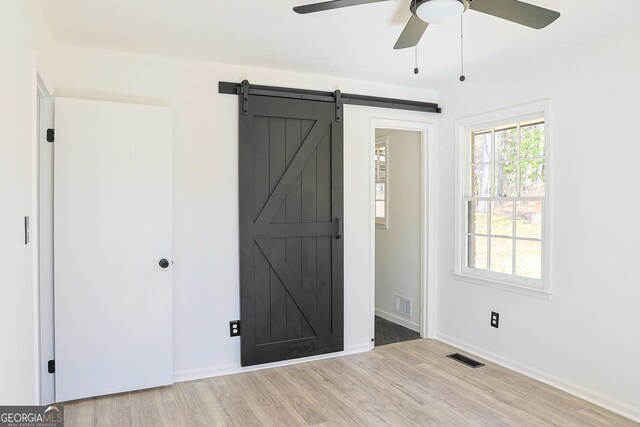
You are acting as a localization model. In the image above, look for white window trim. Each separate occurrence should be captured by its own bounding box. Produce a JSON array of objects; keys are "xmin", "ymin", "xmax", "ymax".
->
[
  {"xmin": 375, "ymin": 135, "xmax": 389, "ymax": 229},
  {"xmin": 453, "ymin": 100, "xmax": 553, "ymax": 298}
]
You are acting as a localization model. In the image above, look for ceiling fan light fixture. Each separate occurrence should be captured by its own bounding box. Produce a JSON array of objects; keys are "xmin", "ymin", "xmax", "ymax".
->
[{"xmin": 415, "ymin": 0, "xmax": 465, "ymax": 25}]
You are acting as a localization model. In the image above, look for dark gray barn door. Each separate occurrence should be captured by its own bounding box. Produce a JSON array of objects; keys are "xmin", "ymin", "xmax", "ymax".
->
[{"xmin": 239, "ymin": 95, "xmax": 343, "ymax": 366}]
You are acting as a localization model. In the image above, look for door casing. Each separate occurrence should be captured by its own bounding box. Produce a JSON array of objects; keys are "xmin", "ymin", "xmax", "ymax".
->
[
  {"xmin": 35, "ymin": 67, "xmax": 55, "ymax": 406},
  {"xmin": 369, "ymin": 117, "xmax": 437, "ymax": 342}
]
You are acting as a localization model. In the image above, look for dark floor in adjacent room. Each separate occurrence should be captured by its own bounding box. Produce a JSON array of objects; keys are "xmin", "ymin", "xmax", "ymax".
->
[{"xmin": 374, "ymin": 315, "xmax": 420, "ymax": 347}]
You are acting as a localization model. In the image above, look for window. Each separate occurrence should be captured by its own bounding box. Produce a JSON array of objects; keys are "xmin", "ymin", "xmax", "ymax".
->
[
  {"xmin": 375, "ymin": 136, "xmax": 388, "ymax": 228},
  {"xmin": 455, "ymin": 103, "xmax": 549, "ymax": 294}
]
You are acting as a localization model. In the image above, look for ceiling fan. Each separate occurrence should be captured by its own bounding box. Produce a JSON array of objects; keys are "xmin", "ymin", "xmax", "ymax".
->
[{"xmin": 293, "ymin": 0, "xmax": 561, "ymax": 50}]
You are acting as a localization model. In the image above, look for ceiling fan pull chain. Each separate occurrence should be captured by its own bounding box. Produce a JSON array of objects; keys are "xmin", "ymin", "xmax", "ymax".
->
[
  {"xmin": 413, "ymin": 0, "xmax": 419, "ymax": 75},
  {"xmin": 460, "ymin": 14, "xmax": 466, "ymax": 82}
]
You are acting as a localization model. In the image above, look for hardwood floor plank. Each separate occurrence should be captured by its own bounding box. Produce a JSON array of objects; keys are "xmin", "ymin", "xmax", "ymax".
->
[
  {"xmin": 281, "ymin": 366, "xmax": 373, "ymax": 426},
  {"xmin": 255, "ymin": 403, "xmax": 309, "ymax": 427},
  {"xmin": 573, "ymin": 406, "xmax": 640, "ymax": 427},
  {"xmin": 255, "ymin": 368, "xmax": 331, "ymax": 425},
  {"xmin": 234, "ymin": 371, "xmax": 284, "ymax": 409}
]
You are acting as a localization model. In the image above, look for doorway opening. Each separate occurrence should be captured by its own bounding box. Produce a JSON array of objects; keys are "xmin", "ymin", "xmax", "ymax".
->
[{"xmin": 373, "ymin": 128, "xmax": 424, "ymax": 347}]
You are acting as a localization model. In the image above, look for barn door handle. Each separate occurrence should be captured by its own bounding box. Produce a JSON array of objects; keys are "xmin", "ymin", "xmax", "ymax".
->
[
  {"xmin": 159, "ymin": 259, "xmax": 170, "ymax": 269},
  {"xmin": 335, "ymin": 216, "xmax": 343, "ymax": 240}
]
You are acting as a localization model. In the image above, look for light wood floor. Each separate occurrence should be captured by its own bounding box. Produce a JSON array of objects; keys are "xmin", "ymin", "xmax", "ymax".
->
[{"xmin": 64, "ymin": 339, "xmax": 638, "ymax": 426}]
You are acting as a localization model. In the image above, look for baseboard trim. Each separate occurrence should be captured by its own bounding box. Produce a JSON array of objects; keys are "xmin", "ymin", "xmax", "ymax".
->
[
  {"xmin": 173, "ymin": 343, "xmax": 373, "ymax": 383},
  {"xmin": 435, "ymin": 333, "xmax": 640, "ymax": 423},
  {"xmin": 375, "ymin": 308, "xmax": 421, "ymax": 333}
]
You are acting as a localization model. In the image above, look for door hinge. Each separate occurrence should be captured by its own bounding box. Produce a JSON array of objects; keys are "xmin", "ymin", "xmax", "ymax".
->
[
  {"xmin": 47, "ymin": 360, "xmax": 55, "ymax": 374},
  {"xmin": 46, "ymin": 128, "xmax": 55, "ymax": 143}
]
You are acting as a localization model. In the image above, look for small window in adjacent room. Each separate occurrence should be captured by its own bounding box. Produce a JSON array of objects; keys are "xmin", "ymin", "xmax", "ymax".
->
[
  {"xmin": 455, "ymin": 102, "xmax": 550, "ymax": 294},
  {"xmin": 375, "ymin": 136, "xmax": 388, "ymax": 228}
]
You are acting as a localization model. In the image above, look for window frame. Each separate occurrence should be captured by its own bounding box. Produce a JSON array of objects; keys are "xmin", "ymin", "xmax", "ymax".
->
[
  {"xmin": 453, "ymin": 101, "xmax": 552, "ymax": 298},
  {"xmin": 375, "ymin": 136, "xmax": 389, "ymax": 229}
]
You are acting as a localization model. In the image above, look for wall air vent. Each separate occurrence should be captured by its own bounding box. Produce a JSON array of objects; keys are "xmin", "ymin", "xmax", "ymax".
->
[{"xmin": 394, "ymin": 294, "xmax": 412, "ymax": 318}]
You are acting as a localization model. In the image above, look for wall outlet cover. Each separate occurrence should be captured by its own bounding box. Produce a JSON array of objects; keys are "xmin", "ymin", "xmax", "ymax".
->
[
  {"xmin": 491, "ymin": 311, "xmax": 500, "ymax": 328},
  {"xmin": 229, "ymin": 320, "xmax": 241, "ymax": 337}
]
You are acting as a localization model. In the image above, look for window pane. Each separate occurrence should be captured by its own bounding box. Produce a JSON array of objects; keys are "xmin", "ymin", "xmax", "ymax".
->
[
  {"xmin": 472, "ymin": 131, "xmax": 492, "ymax": 164},
  {"xmin": 520, "ymin": 122, "xmax": 545, "ymax": 159},
  {"xmin": 491, "ymin": 201, "xmax": 513, "ymax": 237},
  {"xmin": 490, "ymin": 237, "xmax": 513, "ymax": 274},
  {"xmin": 375, "ymin": 146, "xmax": 386, "ymax": 180},
  {"xmin": 520, "ymin": 159, "xmax": 545, "ymax": 197},
  {"xmin": 516, "ymin": 239, "xmax": 542, "ymax": 279},
  {"xmin": 495, "ymin": 127, "xmax": 518, "ymax": 162},
  {"xmin": 376, "ymin": 183, "xmax": 385, "ymax": 201},
  {"xmin": 375, "ymin": 201, "xmax": 385, "ymax": 219},
  {"xmin": 468, "ymin": 235, "xmax": 487, "ymax": 270},
  {"xmin": 516, "ymin": 201, "xmax": 542, "ymax": 239},
  {"xmin": 495, "ymin": 162, "xmax": 517, "ymax": 197},
  {"xmin": 471, "ymin": 163, "xmax": 491, "ymax": 197},
  {"xmin": 377, "ymin": 163, "xmax": 386, "ymax": 180},
  {"xmin": 468, "ymin": 201, "xmax": 488, "ymax": 235}
]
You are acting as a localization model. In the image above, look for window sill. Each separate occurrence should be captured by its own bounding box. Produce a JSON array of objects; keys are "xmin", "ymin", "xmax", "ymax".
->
[
  {"xmin": 375, "ymin": 223, "xmax": 388, "ymax": 230},
  {"xmin": 451, "ymin": 272, "xmax": 552, "ymax": 299}
]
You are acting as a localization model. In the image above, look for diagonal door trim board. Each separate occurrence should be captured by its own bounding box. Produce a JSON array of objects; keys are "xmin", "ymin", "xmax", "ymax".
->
[
  {"xmin": 255, "ymin": 238, "xmax": 330, "ymax": 337},
  {"xmin": 255, "ymin": 120, "xmax": 330, "ymax": 228}
]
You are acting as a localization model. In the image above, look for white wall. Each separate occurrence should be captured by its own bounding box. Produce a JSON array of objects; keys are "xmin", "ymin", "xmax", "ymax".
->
[
  {"xmin": 9, "ymin": 4, "xmax": 639, "ymax": 419},
  {"xmin": 52, "ymin": 44, "xmax": 438, "ymax": 380},
  {"xmin": 0, "ymin": 1, "xmax": 54, "ymax": 405},
  {"xmin": 436, "ymin": 26, "xmax": 640, "ymax": 421},
  {"xmin": 375, "ymin": 129, "xmax": 422, "ymax": 331}
]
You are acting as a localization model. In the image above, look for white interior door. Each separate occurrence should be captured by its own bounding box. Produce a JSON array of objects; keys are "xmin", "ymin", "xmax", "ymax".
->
[{"xmin": 54, "ymin": 98, "xmax": 173, "ymax": 402}]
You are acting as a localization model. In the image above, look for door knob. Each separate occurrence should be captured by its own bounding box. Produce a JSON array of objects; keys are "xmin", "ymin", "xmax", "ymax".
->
[{"xmin": 159, "ymin": 259, "xmax": 170, "ymax": 269}]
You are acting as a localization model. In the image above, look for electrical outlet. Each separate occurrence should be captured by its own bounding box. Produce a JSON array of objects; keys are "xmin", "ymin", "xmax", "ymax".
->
[
  {"xmin": 491, "ymin": 311, "xmax": 500, "ymax": 328},
  {"xmin": 229, "ymin": 320, "xmax": 241, "ymax": 337}
]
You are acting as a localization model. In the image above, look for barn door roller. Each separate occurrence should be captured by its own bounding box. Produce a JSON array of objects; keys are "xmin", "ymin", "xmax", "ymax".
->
[
  {"xmin": 241, "ymin": 80, "xmax": 250, "ymax": 116},
  {"xmin": 334, "ymin": 90, "xmax": 342, "ymax": 122}
]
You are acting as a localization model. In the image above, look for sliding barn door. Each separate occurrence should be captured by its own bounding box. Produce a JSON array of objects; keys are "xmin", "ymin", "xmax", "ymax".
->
[
  {"xmin": 239, "ymin": 95, "xmax": 343, "ymax": 366},
  {"xmin": 54, "ymin": 98, "xmax": 173, "ymax": 402}
]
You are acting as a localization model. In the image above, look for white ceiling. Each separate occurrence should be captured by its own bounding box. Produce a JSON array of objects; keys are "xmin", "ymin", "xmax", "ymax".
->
[{"xmin": 39, "ymin": 0, "xmax": 640, "ymax": 89}]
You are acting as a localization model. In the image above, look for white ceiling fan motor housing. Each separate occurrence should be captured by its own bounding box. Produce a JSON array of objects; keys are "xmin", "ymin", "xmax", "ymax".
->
[{"xmin": 413, "ymin": 0, "xmax": 467, "ymax": 25}]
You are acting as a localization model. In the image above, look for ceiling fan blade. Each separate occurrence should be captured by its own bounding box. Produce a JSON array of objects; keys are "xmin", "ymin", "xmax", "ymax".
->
[
  {"xmin": 468, "ymin": 0, "xmax": 560, "ymax": 29},
  {"xmin": 394, "ymin": 14, "xmax": 428, "ymax": 49},
  {"xmin": 294, "ymin": 0, "xmax": 392, "ymax": 14}
]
